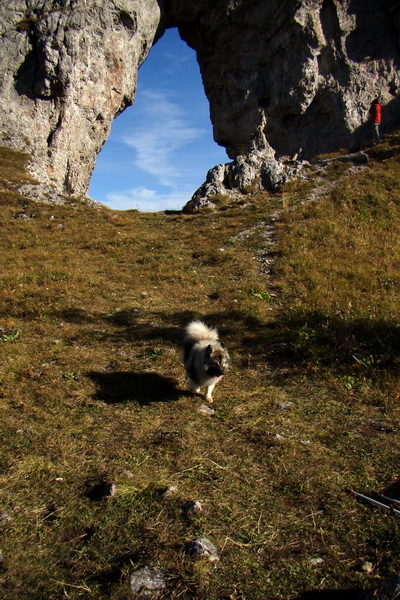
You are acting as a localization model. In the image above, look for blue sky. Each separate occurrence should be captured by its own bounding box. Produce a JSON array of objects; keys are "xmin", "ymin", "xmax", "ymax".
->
[{"xmin": 89, "ymin": 27, "xmax": 228, "ymax": 212}]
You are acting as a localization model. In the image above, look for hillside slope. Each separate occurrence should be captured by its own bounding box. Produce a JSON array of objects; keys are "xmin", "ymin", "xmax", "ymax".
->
[{"xmin": 0, "ymin": 139, "xmax": 399, "ymax": 599}]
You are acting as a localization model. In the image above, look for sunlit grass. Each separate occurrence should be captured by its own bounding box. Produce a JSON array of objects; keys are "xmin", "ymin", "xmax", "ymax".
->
[{"xmin": 0, "ymin": 139, "xmax": 399, "ymax": 599}]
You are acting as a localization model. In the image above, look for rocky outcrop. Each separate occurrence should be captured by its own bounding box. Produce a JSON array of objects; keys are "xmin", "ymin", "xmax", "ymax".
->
[
  {"xmin": 0, "ymin": 1, "xmax": 400, "ymax": 207},
  {"xmin": 184, "ymin": 147, "xmax": 287, "ymax": 212},
  {"xmin": 0, "ymin": 0, "xmax": 162, "ymax": 199},
  {"xmin": 177, "ymin": 0, "xmax": 400, "ymax": 209}
]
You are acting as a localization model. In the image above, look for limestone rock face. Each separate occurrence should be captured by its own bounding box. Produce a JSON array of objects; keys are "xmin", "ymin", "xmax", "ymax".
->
[
  {"xmin": 0, "ymin": 0, "xmax": 400, "ymax": 205},
  {"xmin": 174, "ymin": 0, "xmax": 400, "ymax": 208},
  {"xmin": 0, "ymin": 0, "xmax": 162, "ymax": 198}
]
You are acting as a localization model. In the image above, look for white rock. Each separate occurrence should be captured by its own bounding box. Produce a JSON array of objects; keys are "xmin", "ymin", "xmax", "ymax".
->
[
  {"xmin": 198, "ymin": 404, "xmax": 216, "ymax": 416},
  {"xmin": 130, "ymin": 565, "xmax": 167, "ymax": 595},
  {"xmin": 361, "ymin": 561, "xmax": 374, "ymax": 573}
]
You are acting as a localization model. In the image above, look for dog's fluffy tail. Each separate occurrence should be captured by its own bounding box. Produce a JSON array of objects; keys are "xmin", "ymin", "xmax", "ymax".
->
[{"xmin": 184, "ymin": 320, "xmax": 219, "ymax": 342}]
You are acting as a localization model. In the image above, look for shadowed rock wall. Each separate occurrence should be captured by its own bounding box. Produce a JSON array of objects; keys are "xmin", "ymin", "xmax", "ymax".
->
[{"xmin": 0, "ymin": 0, "xmax": 399, "ymax": 206}]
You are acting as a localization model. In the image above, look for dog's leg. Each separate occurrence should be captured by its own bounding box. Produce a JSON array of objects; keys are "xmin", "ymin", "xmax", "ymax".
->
[
  {"xmin": 188, "ymin": 378, "xmax": 201, "ymax": 394},
  {"xmin": 205, "ymin": 382, "xmax": 216, "ymax": 402}
]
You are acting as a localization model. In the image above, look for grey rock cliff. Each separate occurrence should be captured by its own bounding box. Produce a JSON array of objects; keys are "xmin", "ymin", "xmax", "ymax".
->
[
  {"xmin": 177, "ymin": 0, "xmax": 400, "ymax": 209},
  {"xmin": 0, "ymin": 0, "xmax": 162, "ymax": 199},
  {"xmin": 0, "ymin": 0, "xmax": 399, "ymax": 206}
]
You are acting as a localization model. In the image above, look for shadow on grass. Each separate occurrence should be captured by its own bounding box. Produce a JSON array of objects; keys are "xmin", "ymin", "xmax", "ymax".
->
[
  {"xmin": 104, "ymin": 308, "xmax": 194, "ymax": 341},
  {"xmin": 88, "ymin": 371, "xmax": 182, "ymax": 405},
  {"xmin": 102, "ymin": 308, "xmax": 261, "ymax": 346},
  {"xmin": 67, "ymin": 304, "xmax": 399, "ymax": 380},
  {"xmin": 60, "ymin": 307, "xmax": 98, "ymax": 323},
  {"xmin": 382, "ymin": 480, "xmax": 400, "ymax": 500},
  {"xmin": 89, "ymin": 551, "xmax": 141, "ymax": 592},
  {"xmin": 244, "ymin": 312, "xmax": 400, "ymax": 373},
  {"xmin": 60, "ymin": 305, "xmax": 264, "ymax": 346}
]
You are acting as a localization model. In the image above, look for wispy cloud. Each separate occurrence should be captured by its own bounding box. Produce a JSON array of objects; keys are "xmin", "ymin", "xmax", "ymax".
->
[
  {"xmin": 105, "ymin": 186, "xmax": 192, "ymax": 212},
  {"xmin": 161, "ymin": 50, "xmax": 192, "ymax": 75},
  {"xmin": 122, "ymin": 90, "xmax": 205, "ymax": 187}
]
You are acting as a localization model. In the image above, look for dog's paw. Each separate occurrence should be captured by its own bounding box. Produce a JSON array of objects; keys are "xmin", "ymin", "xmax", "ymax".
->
[{"xmin": 188, "ymin": 381, "xmax": 201, "ymax": 394}]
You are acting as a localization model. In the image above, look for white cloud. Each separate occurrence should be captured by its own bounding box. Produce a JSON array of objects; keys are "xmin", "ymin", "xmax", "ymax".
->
[
  {"xmin": 104, "ymin": 186, "xmax": 192, "ymax": 212},
  {"xmin": 122, "ymin": 90, "xmax": 205, "ymax": 187}
]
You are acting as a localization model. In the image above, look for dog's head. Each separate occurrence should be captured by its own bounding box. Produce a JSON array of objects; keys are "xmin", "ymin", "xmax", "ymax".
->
[{"xmin": 205, "ymin": 344, "xmax": 230, "ymax": 377}]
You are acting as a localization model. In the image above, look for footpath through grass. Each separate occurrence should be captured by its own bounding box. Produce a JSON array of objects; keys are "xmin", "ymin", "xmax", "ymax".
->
[{"xmin": 0, "ymin": 140, "xmax": 399, "ymax": 599}]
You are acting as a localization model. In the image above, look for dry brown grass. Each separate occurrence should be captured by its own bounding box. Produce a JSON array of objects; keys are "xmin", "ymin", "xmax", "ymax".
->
[{"xmin": 0, "ymin": 138, "xmax": 399, "ymax": 600}]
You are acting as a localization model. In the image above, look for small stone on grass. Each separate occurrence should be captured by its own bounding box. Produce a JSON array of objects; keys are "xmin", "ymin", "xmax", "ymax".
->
[
  {"xmin": 160, "ymin": 485, "xmax": 178, "ymax": 497},
  {"xmin": 184, "ymin": 537, "xmax": 219, "ymax": 561},
  {"xmin": 184, "ymin": 500, "xmax": 202, "ymax": 513},
  {"xmin": 130, "ymin": 565, "xmax": 167, "ymax": 596},
  {"xmin": 198, "ymin": 404, "xmax": 216, "ymax": 415},
  {"xmin": 361, "ymin": 561, "xmax": 374, "ymax": 573}
]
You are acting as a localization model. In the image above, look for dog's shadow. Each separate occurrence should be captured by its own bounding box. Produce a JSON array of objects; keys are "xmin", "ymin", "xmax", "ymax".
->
[{"xmin": 88, "ymin": 371, "xmax": 183, "ymax": 405}]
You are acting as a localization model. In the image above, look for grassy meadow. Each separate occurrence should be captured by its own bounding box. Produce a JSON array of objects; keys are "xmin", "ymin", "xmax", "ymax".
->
[{"xmin": 0, "ymin": 138, "xmax": 399, "ymax": 599}]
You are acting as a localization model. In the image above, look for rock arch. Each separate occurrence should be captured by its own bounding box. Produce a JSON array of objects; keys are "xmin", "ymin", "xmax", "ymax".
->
[{"xmin": 0, "ymin": 0, "xmax": 400, "ymax": 207}]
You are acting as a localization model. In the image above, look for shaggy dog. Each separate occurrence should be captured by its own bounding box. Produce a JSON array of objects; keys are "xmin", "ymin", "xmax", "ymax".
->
[{"xmin": 182, "ymin": 320, "xmax": 229, "ymax": 401}]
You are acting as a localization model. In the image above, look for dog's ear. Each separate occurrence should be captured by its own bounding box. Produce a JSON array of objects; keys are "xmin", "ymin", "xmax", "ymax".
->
[{"xmin": 205, "ymin": 344, "xmax": 212, "ymax": 356}]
